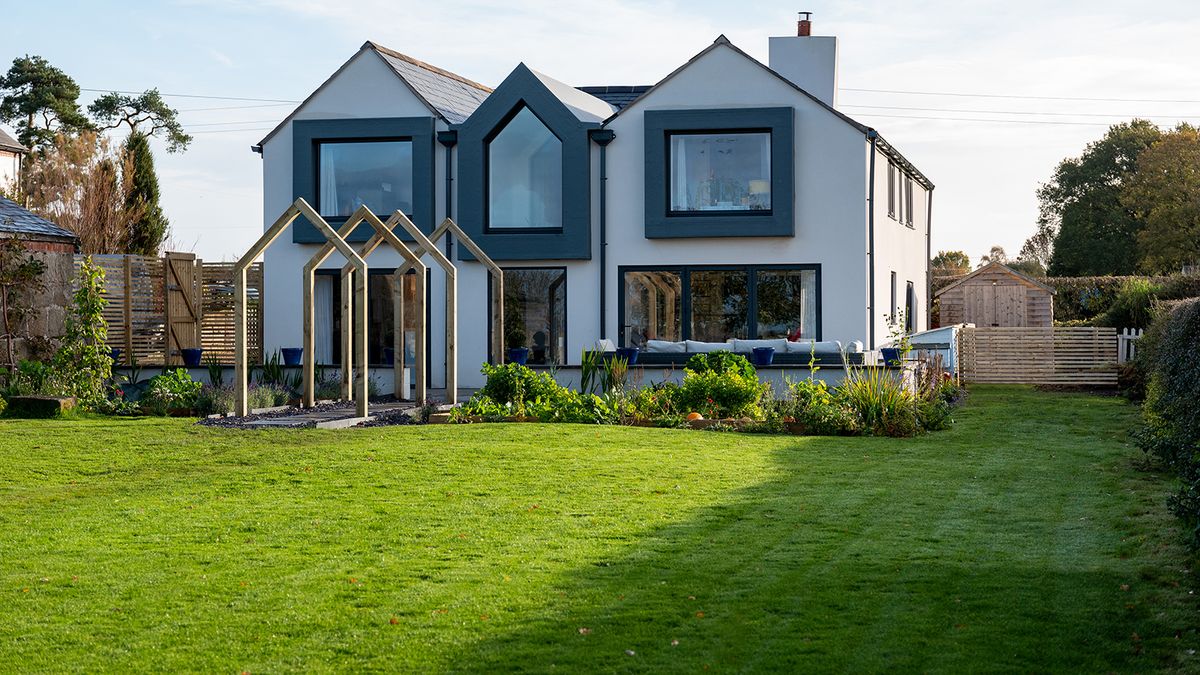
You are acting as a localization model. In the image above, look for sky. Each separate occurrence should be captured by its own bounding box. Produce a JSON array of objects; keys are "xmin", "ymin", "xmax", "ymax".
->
[{"xmin": 5, "ymin": 0, "xmax": 1200, "ymax": 262}]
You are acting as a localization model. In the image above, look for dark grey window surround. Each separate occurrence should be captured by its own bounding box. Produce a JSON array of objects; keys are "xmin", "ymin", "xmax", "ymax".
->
[
  {"xmin": 616, "ymin": 263, "xmax": 821, "ymax": 347},
  {"xmin": 486, "ymin": 266, "xmax": 569, "ymax": 364},
  {"xmin": 291, "ymin": 117, "xmax": 436, "ymax": 244},
  {"xmin": 644, "ymin": 107, "xmax": 794, "ymax": 238},
  {"xmin": 457, "ymin": 64, "xmax": 596, "ymax": 261}
]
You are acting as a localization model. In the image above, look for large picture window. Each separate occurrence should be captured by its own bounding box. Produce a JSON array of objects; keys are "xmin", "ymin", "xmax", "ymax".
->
[
  {"xmin": 620, "ymin": 266, "xmax": 819, "ymax": 348},
  {"xmin": 317, "ymin": 140, "xmax": 413, "ymax": 218},
  {"xmin": 321, "ymin": 269, "xmax": 425, "ymax": 370},
  {"xmin": 487, "ymin": 107, "xmax": 563, "ymax": 230},
  {"xmin": 669, "ymin": 132, "xmax": 771, "ymax": 214},
  {"xmin": 494, "ymin": 267, "xmax": 567, "ymax": 365}
]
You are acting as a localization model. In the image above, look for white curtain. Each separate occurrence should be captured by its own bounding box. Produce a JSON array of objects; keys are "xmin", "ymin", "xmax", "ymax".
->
[
  {"xmin": 671, "ymin": 136, "xmax": 689, "ymax": 210},
  {"xmin": 315, "ymin": 275, "xmax": 333, "ymax": 364},
  {"xmin": 319, "ymin": 145, "xmax": 339, "ymax": 216}
]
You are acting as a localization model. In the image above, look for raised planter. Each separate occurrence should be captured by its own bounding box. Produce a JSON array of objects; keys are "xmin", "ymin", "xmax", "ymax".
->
[{"xmin": 5, "ymin": 396, "xmax": 77, "ymax": 418}]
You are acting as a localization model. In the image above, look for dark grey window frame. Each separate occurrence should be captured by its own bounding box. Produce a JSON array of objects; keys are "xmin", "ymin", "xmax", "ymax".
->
[
  {"xmin": 486, "ymin": 266, "xmax": 569, "ymax": 365},
  {"xmin": 644, "ymin": 107, "xmax": 794, "ymax": 238},
  {"xmin": 291, "ymin": 117, "xmax": 436, "ymax": 244},
  {"xmin": 616, "ymin": 263, "xmax": 820, "ymax": 347},
  {"xmin": 483, "ymin": 104, "xmax": 564, "ymax": 235},
  {"xmin": 457, "ymin": 64, "xmax": 595, "ymax": 261}
]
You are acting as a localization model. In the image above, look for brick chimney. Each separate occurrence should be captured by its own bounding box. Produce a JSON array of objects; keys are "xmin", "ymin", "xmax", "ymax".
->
[{"xmin": 769, "ymin": 12, "xmax": 839, "ymax": 107}]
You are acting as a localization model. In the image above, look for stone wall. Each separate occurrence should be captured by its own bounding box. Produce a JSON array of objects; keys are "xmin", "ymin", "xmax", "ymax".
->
[{"xmin": 6, "ymin": 251, "xmax": 73, "ymax": 363}]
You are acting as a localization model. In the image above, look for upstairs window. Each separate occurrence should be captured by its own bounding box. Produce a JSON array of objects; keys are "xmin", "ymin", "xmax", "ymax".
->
[
  {"xmin": 887, "ymin": 161, "xmax": 897, "ymax": 220},
  {"xmin": 487, "ymin": 106, "xmax": 563, "ymax": 230},
  {"xmin": 904, "ymin": 176, "xmax": 915, "ymax": 227},
  {"xmin": 668, "ymin": 131, "xmax": 771, "ymax": 214},
  {"xmin": 317, "ymin": 140, "xmax": 413, "ymax": 218}
]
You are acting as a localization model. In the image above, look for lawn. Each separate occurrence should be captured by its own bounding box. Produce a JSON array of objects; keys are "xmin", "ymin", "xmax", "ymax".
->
[{"xmin": 0, "ymin": 386, "xmax": 1196, "ymax": 672}]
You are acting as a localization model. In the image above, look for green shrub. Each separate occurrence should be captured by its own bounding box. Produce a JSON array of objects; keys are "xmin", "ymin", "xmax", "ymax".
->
[
  {"xmin": 837, "ymin": 366, "xmax": 920, "ymax": 437},
  {"xmin": 779, "ymin": 379, "xmax": 858, "ymax": 435},
  {"xmin": 196, "ymin": 384, "xmax": 235, "ymax": 416},
  {"xmin": 478, "ymin": 362, "xmax": 561, "ymax": 406},
  {"xmin": 1095, "ymin": 278, "xmax": 1163, "ymax": 329},
  {"xmin": 141, "ymin": 369, "xmax": 203, "ymax": 415},
  {"xmin": 1134, "ymin": 298, "xmax": 1200, "ymax": 545},
  {"xmin": 624, "ymin": 382, "xmax": 680, "ymax": 422},
  {"xmin": 678, "ymin": 369, "xmax": 767, "ymax": 419},
  {"xmin": 248, "ymin": 383, "xmax": 291, "ymax": 410},
  {"xmin": 1, "ymin": 360, "xmax": 64, "ymax": 398},
  {"xmin": 684, "ymin": 351, "xmax": 756, "ymax": 379},
  {"xmin": 54, "ymin": 257, "xmax": 112, "ymax": 409}
]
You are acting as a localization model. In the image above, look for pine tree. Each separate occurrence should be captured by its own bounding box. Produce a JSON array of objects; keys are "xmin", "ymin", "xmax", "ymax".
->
[{"xmin": 123, "ymin": 131, "xmax": 168, "ymax": 255}]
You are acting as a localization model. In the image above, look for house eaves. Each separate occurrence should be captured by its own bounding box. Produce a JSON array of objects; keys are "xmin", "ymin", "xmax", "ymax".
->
[
  {"xmin": 0, "ymin": 128, "xmax": 27, "ymax": 154},
  {"xmin": 255, "ymin": 42, "xmax": 492, "ymax": 149}
]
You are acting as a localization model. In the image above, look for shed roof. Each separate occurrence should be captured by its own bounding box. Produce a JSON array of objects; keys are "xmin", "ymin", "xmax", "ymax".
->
[
  {"xmin": 934, "ymin": 261, "xmax": 1056, "ymax": 297},
  {"xmin": 0, "ymin": 197, "xmax": 78, "ymax": 242}
]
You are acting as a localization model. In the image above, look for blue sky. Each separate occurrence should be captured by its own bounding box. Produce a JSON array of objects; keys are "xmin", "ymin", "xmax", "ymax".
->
[{"xmin": 6, "ymin": 0, "xmax": 1200, "ymax": 261}]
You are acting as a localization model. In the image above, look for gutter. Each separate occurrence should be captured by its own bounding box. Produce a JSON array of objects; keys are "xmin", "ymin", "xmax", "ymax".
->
[
  {"xmin": 926, "ymin": 186, "xmax": 934, "ymax": 329},
  {"xmin": 589, "ymin": 128, "xmax": 615, "ymax": 340},
  {"xmin": 437, "ymin": 130, "xmax": 458, "ymax": 259},
  {"xmin": 867, "ymin": 130, "xmax": 878, "ymax": 349}
]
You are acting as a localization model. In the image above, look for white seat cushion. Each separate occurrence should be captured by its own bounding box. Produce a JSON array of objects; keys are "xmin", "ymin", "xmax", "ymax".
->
[
  {"xmin": 731, "ymin": 338, "xmax": 789, "ymax": 352},
  {"xmin": 594, "ymin": 338, "xmax": 616, "ymax": 353},
  {"xmin": 686, "ymin": 340, "xmax": 735, "ymax": 353},
  {"xmin": 645, "ymin": 339, "xmax": 686, "ymax": 353},
  {"xmin": 785, "ymin": 340, "xmax": 844, "ymax": 354}
]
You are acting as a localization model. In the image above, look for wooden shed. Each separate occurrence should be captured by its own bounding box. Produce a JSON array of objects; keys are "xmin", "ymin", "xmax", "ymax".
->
[{"xmin": 934, "ymin": 261, "xmax": 1055, "ymax": 327}]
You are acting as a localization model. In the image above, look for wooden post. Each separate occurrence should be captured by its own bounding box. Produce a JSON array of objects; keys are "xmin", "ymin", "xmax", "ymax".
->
[
  {"xmin": 302, "ymin": 265, "xmax": 315, "ymax": 407},
  {"xmin": 393, "ymin": 273, "xmax": 405, "ymax": 399},
  {"xmin": 445, "ymin": 269, "xmax": 457, "ymax": 404},
  {"xmin": 234, "ymin": 265, "xmax": 248, "ymax": 416},
  {"xmin": 354, "ymin": 263, "xmax": 368, "ymax": 417},
  {"xmin": 122, "ymin": 256, "xmax": 133, "ymax": 365},
  {"xmin": 413, "ymin": 269, "xmax": 426, "ymax": 403},
  {"xmin": 341, "ymin": 271, "xmax": 353, "ymax": 401}
]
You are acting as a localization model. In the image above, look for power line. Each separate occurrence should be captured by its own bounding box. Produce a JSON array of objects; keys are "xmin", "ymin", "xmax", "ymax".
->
[
  {"xmin": 79, "ymin": 87, "xmax": 300, "ymax": 104},
  {"xmin": 177, "ymin": 102, "xmax": 294, "ymax": 113},
  {"xmin": 841, "ymin": 103, "xmax": 1200, "ymax": 121},
  {"xmin": 190, "ymin": 127, "xmax": 275, "ymax": 134},
  {"xmin": 186, "ymin": 119, "xmax": 284, "ymax": 127},
  {"xmin": 841, "ymin": 87, "xmax": 1200, "ymax": 104},
  {"xmin": 859, "ymin": 113, "xmax": 1118, "ymax": 127}
]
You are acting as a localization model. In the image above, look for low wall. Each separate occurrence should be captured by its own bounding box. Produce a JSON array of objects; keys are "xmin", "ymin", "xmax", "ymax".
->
[{"xmin": 8, "ymin": 251, "xmax": 73, "ymax": 362}]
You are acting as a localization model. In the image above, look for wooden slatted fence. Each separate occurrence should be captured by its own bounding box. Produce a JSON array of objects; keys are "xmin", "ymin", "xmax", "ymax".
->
[
  {"xmin": 957, "ymin": 326, "xmax": 1118, "ymax": 386},
  {"xmin": 74, "ymin": 254, "xmax": 263, "ymax": 365}
]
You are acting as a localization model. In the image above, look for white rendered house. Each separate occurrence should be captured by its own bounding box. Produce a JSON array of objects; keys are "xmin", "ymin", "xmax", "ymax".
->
[{"xmin": 253, "ymin": 20, "xmax": 932, "ymax": 389}]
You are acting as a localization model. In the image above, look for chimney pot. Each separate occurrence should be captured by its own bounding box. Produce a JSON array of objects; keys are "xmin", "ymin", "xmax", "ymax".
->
[{"xmin": 797, "ymin": 11, "xmax": 812, "ymax": 37}]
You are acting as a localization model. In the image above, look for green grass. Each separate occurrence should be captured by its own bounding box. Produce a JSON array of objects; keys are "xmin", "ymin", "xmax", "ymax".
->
[{"xmin": 0, "ymin": 386, "xmax": 1196, "ymax": 672}]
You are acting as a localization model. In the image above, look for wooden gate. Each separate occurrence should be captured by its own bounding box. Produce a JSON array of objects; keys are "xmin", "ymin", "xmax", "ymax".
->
[
  {"xmin": 957, "ymin": 326, "xmax": 1118, "ymax": 386},
  {"xmin": 164, "ymin": 252, "xmax": 201, "ymax": 364}
]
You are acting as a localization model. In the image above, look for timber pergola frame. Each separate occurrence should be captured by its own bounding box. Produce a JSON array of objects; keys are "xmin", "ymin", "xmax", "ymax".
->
[
  {"xmin": 319, "ymin": 207, "xmax": 428, "ymax": 404},
  {"xmin": 235, "ymin": 198, "xmax": 368, "ymax": 417},
  {"xmin": 404, "ymin": 218, "xmax": 505, "ymax": 386}
]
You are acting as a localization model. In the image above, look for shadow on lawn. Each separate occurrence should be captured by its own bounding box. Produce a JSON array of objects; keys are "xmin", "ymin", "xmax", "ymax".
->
[{"xmin": 439, "ymin": 436, "xmax": 1150, "ymax": 673}]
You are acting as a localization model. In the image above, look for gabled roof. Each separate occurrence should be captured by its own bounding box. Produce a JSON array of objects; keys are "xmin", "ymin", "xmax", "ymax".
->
[
  {"xmin": 0, "ymin": 197, "xmax": 78, "ymax": 242},
  {"xmin": 257, "ymin": 42, "xmax": 492, "ymax": 147},
  {"xmin": 606, "ymin": 35, "xmax": 933, "ymax": 190},
  {"xmin": 527, "ymin": 69, "xmax": 615, "ymax": 123},
  {"xmin": 934, "ymin": 261, "xmax": 1056, "ymax": 297},
  {"xmin": 370, "ymin": 42, "xmax": 492, "ymax": 124},
  {"xmin": 576, "ymin": 85, "xmax": 651, "ymax": 111},
  {"xmin": 0, "ymin": 128, "xmax": 26, "ymax": 154}
]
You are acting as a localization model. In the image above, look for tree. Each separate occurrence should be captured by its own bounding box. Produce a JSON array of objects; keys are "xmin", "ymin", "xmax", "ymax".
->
[
  {"xmin": 18, "ymin": 131, "xmax": 144, "ymax": 253},
  {"xmin": 1018, "ymin": 220, "xmax": 1055, "ymax": 273},
  {"xmin": 88, "ymin": 89, "xmax": 192, "ymax": 153},
  {"xmin": 931, "ymin": 250, "xmax": 971, "ymax": 277},
  {"xmin": 122, "ymin": 131, "xmax": 169, "ymax": 255},
  {"xmin": 979, "ymin": 245, "xmax": 1009, "ymax": 267},
  {"xmin": 1039, "ymin": 120, "xmax": 1162, "ymax": 276},
  {"xmin": 1121, "ymin": 124, "xmax": 1200, "ymax": 274},
  {"xmin": 0, "ymin": 55, "xmax": 92, "ymax": 151}
]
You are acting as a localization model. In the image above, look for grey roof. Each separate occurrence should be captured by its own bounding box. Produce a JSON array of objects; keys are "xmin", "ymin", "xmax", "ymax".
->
[
  {"xmin": 0, "ymin": 197, "xmax": 77, "ymax": 242},
  {"xmin": 527, "ymin": 69, "xmax": 615, "ymax": 123},
  {"xmin": 577, "ymin": 86, "xmax": 652, "ymax": 111},
  {"xmin": 0, "ymin": 128, "xmax": 26, "ymax": 154},
  {"xmin": 370, "ymin": 43, "xmax": 492, "ymax": 124}
]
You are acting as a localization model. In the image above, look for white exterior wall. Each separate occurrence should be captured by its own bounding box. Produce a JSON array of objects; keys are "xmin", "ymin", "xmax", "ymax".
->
[
  {"xmin": 603, "ymin": 45, "xmax": 870, "ymax": 348},
  {"xmin": 259, "ymin": 49, "xmax": 453, "ymax": 387},
  {"xmin": 0, "ymin": 150, "xmax": 20, "ymax": 190},
  {"xmin": 870, "ymin": 143, "xmax": 930, "ymax": 344}
]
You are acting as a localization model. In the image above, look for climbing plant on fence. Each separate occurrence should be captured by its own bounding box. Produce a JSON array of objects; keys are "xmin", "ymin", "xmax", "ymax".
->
[{"xmin": 54, "ymin": 257, "xmax": 112, "ymax": 407}]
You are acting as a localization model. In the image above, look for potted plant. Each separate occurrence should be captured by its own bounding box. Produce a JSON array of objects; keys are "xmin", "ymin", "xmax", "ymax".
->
[
  {"xmin": 616, "ymin": 346, "xmax": 640, "ymax": 365},
  {"xmin": 752, "ymin": 346, "xmax": 775, "ymax": 366},
  {"xmin": 181, "ymin": 347, "xmax": 203, "ymax": 367},
  {"xmin": 281, "ymin": 347, "xmax": 303, "ymax": 366}
]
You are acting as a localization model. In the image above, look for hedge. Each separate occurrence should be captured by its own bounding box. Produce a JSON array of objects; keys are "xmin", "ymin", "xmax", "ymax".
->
[{"xmin": 1046, "ymin": 275, "xmax": 1200, "ymax": 323}]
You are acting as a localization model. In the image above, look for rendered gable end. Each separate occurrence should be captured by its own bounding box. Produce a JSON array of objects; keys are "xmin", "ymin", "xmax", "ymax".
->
[{"xmin": 602, "ymin": 40, "xmax": 871, "ymax": 345}]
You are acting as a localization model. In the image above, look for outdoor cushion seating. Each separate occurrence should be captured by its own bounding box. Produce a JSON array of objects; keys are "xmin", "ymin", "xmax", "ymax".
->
[
  {"xmin": 645, "ymin": 339, "xmax": 686, "ymax": 353},
  {"xmin": 731, "ymin": 338, "xmax": 790, "ymax": 352},
  {"xmin": 594, "ymin": 338, "xmax": 617, "ymax": 353},
  {"xmin": 784, "ymin": 339, "xmax": 845, "ymax": 354},
  {"xmin": 685, "ymin": 339, "xmax": 736, "ymax": 353}
]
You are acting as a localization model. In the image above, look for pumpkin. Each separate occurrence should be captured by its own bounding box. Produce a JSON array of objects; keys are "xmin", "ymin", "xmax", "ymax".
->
[{"xmin": 686, "ymin": 412, "xmax": 704, "ymax": 421}]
